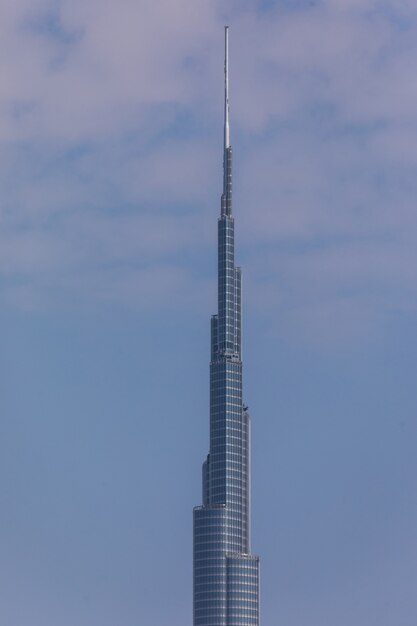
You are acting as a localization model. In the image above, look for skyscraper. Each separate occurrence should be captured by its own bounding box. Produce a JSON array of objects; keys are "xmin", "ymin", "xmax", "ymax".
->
[{"xmin": 193, "ymin": 27, "xmax": 260, "ymax": 626}]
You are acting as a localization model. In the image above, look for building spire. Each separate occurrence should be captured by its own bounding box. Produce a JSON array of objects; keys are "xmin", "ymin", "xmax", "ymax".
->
[
  {"xmin": 222, "ymin": 26, "xmax": 232, "ymax": 216},
  {"xmin": 193, "ymin": 25, "xmax": 260, "ymax": 626},
  {"xmin": 224, "ymin": 25, "xmax": 230, "ymax": 151}
]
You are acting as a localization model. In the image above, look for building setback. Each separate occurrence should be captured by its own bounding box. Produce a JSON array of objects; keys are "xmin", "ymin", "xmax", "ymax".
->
[{"xmin": 193, "ymin": 26, "xmax": 260, "ymax": 626}]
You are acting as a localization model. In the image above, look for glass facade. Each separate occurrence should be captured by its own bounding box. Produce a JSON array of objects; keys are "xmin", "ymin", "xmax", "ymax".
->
[{"xmin": 193, "ymin": 26, "xmax": 260, "ymax": 626}]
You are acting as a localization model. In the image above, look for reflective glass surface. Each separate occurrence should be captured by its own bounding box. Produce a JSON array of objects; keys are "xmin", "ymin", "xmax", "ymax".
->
[{"xmin": 193, "ymin": 140, "xmax": 260, "ymax": 625}]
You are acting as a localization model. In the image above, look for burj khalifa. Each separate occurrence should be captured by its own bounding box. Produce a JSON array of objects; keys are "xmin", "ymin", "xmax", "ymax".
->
[{"xmin": 193, "ymin": 27, "xmax": 260, "ymax": 626}]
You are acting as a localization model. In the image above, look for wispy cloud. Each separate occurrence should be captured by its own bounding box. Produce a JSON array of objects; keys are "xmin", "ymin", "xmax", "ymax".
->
[{"xmin": 1, "ymin": 0, "xmax": 417, "ymax": 345}]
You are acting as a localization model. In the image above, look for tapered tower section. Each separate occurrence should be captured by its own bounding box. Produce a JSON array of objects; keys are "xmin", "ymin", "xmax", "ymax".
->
[{"xmin": 193, "ymin": 27, "xmax": 260, "ymax": 626}]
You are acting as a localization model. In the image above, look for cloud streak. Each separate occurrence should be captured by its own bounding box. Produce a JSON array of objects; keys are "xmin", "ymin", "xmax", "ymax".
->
[{"xmin": 1, "ymin": 0, "xmax": 417, "ymax": 345}]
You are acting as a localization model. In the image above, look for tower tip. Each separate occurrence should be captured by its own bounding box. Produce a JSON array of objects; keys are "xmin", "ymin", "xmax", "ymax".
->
[{"xmin": 224, "ymin": 26, "xmax": 230, "ymax": 150}]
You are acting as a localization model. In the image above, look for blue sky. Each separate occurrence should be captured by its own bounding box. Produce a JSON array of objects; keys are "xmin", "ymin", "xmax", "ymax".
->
[{"xmin": 1, "ymin": 1, "xmax": 417, "ymax": 625}]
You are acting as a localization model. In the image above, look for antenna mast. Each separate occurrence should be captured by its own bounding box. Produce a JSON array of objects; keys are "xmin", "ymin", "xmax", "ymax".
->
[{"xmin": 224, "ymin": 26, "xmax": 230, "ymax": 151}]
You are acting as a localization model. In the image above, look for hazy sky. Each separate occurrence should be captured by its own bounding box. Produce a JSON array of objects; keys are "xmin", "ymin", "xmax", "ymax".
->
[{"xmin": 1, "ymin": 1, "xmax": 417, "ymax": 625}]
